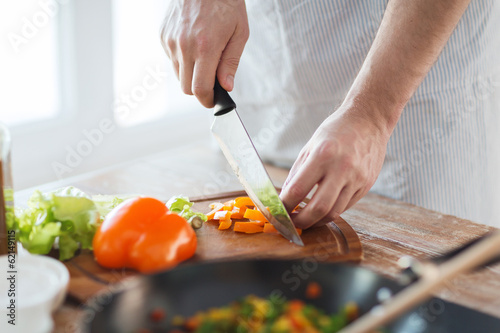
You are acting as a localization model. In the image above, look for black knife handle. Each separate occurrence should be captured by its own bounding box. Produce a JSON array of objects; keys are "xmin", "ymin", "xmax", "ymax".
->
[{"xmin": 213, "ymin": 78, "xmax": 236, "ymax": 116}]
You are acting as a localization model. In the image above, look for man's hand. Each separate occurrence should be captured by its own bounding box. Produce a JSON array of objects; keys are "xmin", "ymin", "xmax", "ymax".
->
[
  {"xmin": 281, "ymin": 104, "xmax": 390, "ymax": 229},
  {"xmin": 281, "ymin": 0, "xmax": 470, "ymax": 228},
  {"xmin": 161, "ymin": 0, "xmax": 249, "ymax": 107}
]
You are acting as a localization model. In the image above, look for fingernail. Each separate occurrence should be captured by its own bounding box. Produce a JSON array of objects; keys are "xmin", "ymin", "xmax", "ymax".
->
[{"xmin": 226, "ymin": 75, "xmax": 234, "ymax": 91}]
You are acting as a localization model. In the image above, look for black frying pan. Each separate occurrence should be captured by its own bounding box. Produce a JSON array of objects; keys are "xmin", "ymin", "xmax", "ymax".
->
[{"xmin": 84, "ymin": 260, "xmax": 500, "ymax": 333}]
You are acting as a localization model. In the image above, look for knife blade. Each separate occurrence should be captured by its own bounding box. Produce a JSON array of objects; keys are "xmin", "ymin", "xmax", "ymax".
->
[{"xmin": 211, "ymin": 80, "xmax": 303, "ymax": 246}]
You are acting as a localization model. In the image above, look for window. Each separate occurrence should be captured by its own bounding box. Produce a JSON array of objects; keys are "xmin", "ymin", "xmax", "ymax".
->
[
  {"xmin": 0, "ymin": 0, "xmax": 60, "ymax": 126},
  {"xmin": 4, "ymin": 0, "xmax": 209, "ymax": 190},
  {"xmin": 112, "ymin": 0, "xmax": 200, "ymax": 127}
]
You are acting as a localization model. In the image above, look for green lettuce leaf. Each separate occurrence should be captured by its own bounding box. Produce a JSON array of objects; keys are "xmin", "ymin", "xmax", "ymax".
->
[
  {"xmin": 13, "ymin": 186, "xmax": 100, "ymax": 260},
  {"xmin": 58, "ymin": 234, "xmax": 80, "ymax": 261},
  {"xmin": 166, "ymin": 195, "xmax": 193, "ymax": 212},
  {"xmin": 91, "ymin": 194, "xmax": 138, "ymax": 220},
  {"xmin": 166, "ymin": 195, "xmax": 207, "ymax": 228}
]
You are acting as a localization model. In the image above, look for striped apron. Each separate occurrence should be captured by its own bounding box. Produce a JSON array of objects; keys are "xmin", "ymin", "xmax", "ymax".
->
[{"xmin": 232, "ymin": 0, "xmax": 500, "ymax": 226}]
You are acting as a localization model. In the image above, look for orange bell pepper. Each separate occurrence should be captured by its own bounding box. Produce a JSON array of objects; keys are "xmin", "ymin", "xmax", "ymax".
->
[
  {"xmin": 222, "ymin": 200, "xmax": 235, "ymax": 211},
  {"xmin": 218, "ymin": 219, "xmax": 232, "ymax": 230},
  {"xmin": 263, "ymin": 223, "xmax": 302, "ymax": 235},
  {"xmin": 213, "ymin": 210, "xmax": 231, "ymax": 220},
  {"xmin": 229, "ymin": 206, "xmax": 246, "ymax": 219},
  {"xmin": 234, "ymin": 196, "xmax": 254, "ymax": 208},
  {"xmin": 93, "ymin": 197, "xmax": 197, "ymax": 273},
  {"xmin": 243, "ymin": 208, "xmax": 268, "ymax": 222},
  {"xmin": 263, "ymin": 222, "xmax": 279, "ymax": 234},
  {"xmin": 206, "ymin": 202, "xmax": 224, "ymax": 220},
  {"xmin": 233, "ymin": 221, "xmax": 265, "ymax": 233}
]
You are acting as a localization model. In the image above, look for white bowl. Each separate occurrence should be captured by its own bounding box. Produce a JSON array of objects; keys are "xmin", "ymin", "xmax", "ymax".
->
[{"xmin": 0, "ymin": 254, "xmax": 69, "ymax": 333}]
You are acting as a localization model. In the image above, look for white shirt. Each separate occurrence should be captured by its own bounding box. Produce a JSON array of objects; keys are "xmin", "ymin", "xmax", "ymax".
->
[{"xmin": 232, "ymin": 0, "xmax": 500, "ymax": 226}]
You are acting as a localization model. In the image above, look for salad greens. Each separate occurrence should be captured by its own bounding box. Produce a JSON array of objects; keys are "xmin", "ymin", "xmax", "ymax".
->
[
  {"xmin": 91, "ymin": 194, "xmax": 136, "ymax": 219},
  {"xmin": 166, "ymin": 195, "xmax": 207, "ymax": 229},
  {"xmin": 10, "ymin": 187, "xmax": 206, "ymax": 261},
  {"xmin": 13, "ymin": 187, "xmax": 101, "ymax": 260}
]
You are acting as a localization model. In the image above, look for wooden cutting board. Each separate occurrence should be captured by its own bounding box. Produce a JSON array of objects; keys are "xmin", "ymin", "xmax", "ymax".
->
[{"xmin": 62, "ymin": 191, "xmax": 362, "ymax": 303}]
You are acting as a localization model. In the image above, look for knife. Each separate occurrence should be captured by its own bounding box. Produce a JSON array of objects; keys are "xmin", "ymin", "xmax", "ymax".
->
[{"xmin": 211, "ymin": 80, "xmax": 304, "ymax": 246}]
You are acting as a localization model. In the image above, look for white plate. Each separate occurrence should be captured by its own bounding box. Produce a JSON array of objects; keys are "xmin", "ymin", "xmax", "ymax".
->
[{"xmin": 0, "ymin": 253, "xmax": 69, "ymax": 333}]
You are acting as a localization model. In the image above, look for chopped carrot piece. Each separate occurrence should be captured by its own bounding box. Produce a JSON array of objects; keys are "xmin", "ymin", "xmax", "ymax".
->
[
  {"xmin": 184, "ymin": 317, "xmax": 200, "ymax": 331},
  {"xmin": 290, "ymin": 312, "xmax": 307, "ymax": 330},
  {"xmin": 234, "ymin": 197, "xmax": 255, "ymax": 208},
  {"xmin": 263, "ymin": 223, "xmax": 302, "ymax": 236},
  {"xmin": 263, "ymin": 223, "xmax": 279, "ymax": 234},
  {"xmin": 218, "ymin": 219, "xmax": 232, "ymax": 230},
  {"xmin": 229, "ymin": 207, "xmax": 245, "ymax": 219},
  {"xmin": 233, "ymin": 222, "xmax": 264, "ymax": 233},
  {"xmin": 206, "ymin": 203, "xmax": 224, "ymax": 220},
  {"xmin": 222, "ymin": 199, "xmax": 235, "ymax": 211},
  {"xmin": 149, "ymin": 307, "xmax": 166, "ymax": 322},
  {"xmin": 239, "ymin": 206, "xmax": 248, "ymax": 217},
  {"xmin": 305, "ymin": 281, "xmax": 322, "ymax": 299},
  {"xmin": 209, "ymin": 202, "xmax": 222, "ymax": 209},
  {"xmin": 243, "ymin": 208, "xmax": 268, "ymax": 222},
  {"xmin": 288, "ymin": 299, "xmax": 304, "ymax": 312},
  {"xmin": 253, "ymin": 220, "xmax": 266, "ymax": 227},
  {"xmin": 214, "ymin": 210, "xmax": 231, "ymax": 220}
]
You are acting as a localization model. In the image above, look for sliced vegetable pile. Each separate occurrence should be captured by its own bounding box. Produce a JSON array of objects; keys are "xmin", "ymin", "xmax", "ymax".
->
[
  {"xmin": 11, "ymin": 187, "xmax": 102, "ymax": 260},
  {"xmin": 205, "ymin": 196, "xmax": 302, "ymax": 237},
  {"xmin": 173, "ymin": 294, "xmax": 361, "ymax": 333},
  {"xmin": 11, "ymin": 188, "xmax": 302, "ymax": 271}
]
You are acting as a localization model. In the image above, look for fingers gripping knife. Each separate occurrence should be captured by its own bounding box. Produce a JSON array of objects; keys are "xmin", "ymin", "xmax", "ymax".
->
[{"xmin": 211, "ymin": 80, "xmax": 303, "ymax": 246}]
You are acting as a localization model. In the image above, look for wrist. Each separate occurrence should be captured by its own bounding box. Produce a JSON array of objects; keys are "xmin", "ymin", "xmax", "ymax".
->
[{"xmin": 340, "ymin": 78, "xmax": 405, "ymax": 140}]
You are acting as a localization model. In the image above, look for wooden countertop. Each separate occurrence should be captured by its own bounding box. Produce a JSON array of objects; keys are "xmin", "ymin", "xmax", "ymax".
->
[{"xmin": 15, "ymin": 141, "xmax": 500, "ymax": 332}]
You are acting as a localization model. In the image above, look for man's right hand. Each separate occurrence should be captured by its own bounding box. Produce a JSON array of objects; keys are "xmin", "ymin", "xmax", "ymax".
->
[{"xmin": 161, "ymin": 0, "xmax": 249, "ymax": 108}]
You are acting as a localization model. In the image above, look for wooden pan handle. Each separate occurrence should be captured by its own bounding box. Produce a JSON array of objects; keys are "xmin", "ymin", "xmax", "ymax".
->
[{"xmin": 340, "ymin": 231, "xmax": 500, "ymax": 333}]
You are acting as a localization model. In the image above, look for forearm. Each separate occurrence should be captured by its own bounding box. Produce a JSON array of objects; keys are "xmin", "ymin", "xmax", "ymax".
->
[{"xmin": 343, "ymin": 0, "xmax": 471, "ymax": 137}]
